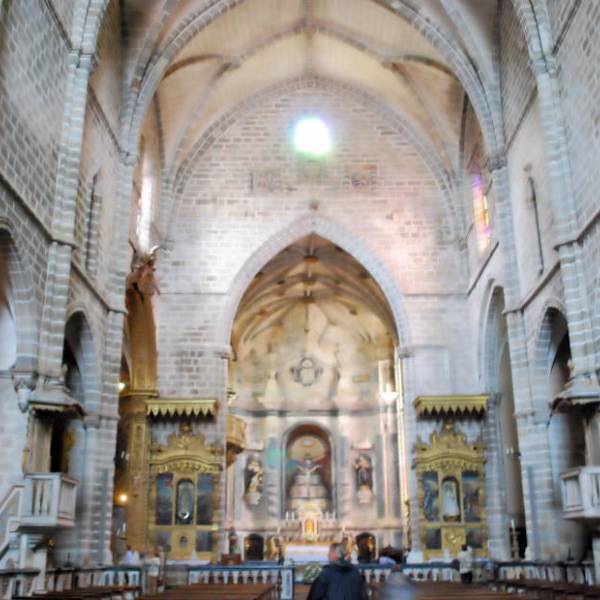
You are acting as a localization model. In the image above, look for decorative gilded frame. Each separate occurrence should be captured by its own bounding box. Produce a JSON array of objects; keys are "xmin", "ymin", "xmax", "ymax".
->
[{"xmin": 415, "ymin": 423, "xmax": 488, "ymax": 559}]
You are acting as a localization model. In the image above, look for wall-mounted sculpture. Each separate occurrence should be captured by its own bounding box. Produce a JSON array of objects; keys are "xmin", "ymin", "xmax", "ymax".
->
[
  {"xmin": 286, "ymin": 427, "xmax": 332, "ymax": 513},
  {"xmin": 244, "ymin": 453, "xmax": 264, "ymax": 506},
  {"xmin": 354, "ymin": 453, "xmax": 373, "ymax": 506}
]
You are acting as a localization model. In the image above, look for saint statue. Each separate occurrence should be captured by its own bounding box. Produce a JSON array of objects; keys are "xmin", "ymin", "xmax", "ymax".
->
[
  {"xmin": 354, "ymin": 454, "xmax": 373, "ymax": 491},
  {"xmin": 175, "ymin": 479, "xmax": 194, "ymax": 524},
  {"xmin": 266, "ymin": 534, "xmax": 283, "ymax": 562},
  {"xmin": 244, "ymin": 454, "xmax": 263, "ymax": 505},
  {"xmin": 442, "ymin": 478, "xmax": 460, "ymax": 521}
]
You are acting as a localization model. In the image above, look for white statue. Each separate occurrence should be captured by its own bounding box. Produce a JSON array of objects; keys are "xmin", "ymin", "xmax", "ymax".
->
[{"xmin": 442, "ymin": 479, "xmax": 460, "ymax": 520}]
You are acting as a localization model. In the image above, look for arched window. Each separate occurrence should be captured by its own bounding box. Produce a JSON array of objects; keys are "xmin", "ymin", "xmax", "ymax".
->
[{"xmin": 471, "ymin": 166, "xmax": 492, "ymax": 253}]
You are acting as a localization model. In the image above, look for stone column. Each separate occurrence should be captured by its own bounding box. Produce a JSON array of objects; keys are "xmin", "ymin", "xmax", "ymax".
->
[
  {"xmin": 379, "ymin": 393, "xmax": 398, "ymax": 544},
  {"xmin": 215, "ymin": 346, "xmax": 231, "ymax": 557},
  {"xmin": 483, "ymin": 394, "xmax": 511, "ymax": 559},
  {"xmin": 489, "ymin": 155, "xmax": 561, "ymax": 558},
  {"xmin": 531, "ymin": 58, "xmax": 598, "ymax": 390},
  {"xmin": 35, "ymin": 50, "xmax": 96, "ymax": 396},
  {"xmin": 399, "ymin": 352, "xmax": 422, "ymax": 558}
]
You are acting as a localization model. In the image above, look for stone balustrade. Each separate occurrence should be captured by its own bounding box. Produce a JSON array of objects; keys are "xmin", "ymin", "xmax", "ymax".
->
[
  {"xmin": 188, "ymin": 564, "xmax": 294, "ymax": 599},
  {"xmin": 45, "ymin": 565, "xmax": 142, "ymax": 592},
  {"xmin": 496, "ymin": 560, "xmax": 596, "ymax": 586},
  {"xmin": 0, "ymin": 485, "xmax": 23, "ymax": 557},
  {"xmin": 19, "ymin": 473, "xmax": 78, "ymax": 531},
  {"xmin": 560, "ymin": 465, "xmax": 600, "ymax": 521}
]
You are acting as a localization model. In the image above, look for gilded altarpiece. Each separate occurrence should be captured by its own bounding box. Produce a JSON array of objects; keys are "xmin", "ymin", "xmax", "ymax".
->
[
  {"xmin": 148, "ymin": 422, "xmax": 222, "ymax": 560},
  {"xmin": 415, "ymin": 419, "xmax": 487, "ymax": 559}
]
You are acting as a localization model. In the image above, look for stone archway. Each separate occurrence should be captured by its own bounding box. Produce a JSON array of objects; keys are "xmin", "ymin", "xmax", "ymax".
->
[{"xmin": 218, "ymin": 214, "xmax": 410, "ymax": 351}]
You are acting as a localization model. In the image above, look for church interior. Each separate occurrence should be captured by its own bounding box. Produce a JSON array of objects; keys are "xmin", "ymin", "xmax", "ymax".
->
[{"xmin": 1, "ymin": 0, "xmax": 600, "ymax": 598}]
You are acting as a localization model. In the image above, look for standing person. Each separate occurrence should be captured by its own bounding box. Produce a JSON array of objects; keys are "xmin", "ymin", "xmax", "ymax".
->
[
  {"xmin": 307, "ymin": 543, "xmax": 368, "ymax": 600},
  {"xmin": 157, "ymin": 545, "xmax": 166, "ymax": 592},
  {"xmin": 145, "ymin": 549, "xmax": 161, "ymax": 594},
  {"xmin": 458, "ymin": 544, "xmax": 474, "ymax": 584},
  {"xmin": 379, "ymin": 568, "xmax": 418, "ymax": 600}
]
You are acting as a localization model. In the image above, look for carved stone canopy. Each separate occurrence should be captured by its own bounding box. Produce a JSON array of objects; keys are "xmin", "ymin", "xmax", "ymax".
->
[{"xmin": 414, "ymin": 395, "xmax": 488, "ymax": 418}]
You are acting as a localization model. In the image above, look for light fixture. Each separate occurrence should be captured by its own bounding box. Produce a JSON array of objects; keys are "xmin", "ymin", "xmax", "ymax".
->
[
  {"xmin": 117, "ymin": 493, "xmax": 128, "ymax": 505},
  {"xmin": 118, "ymin": 381, "xmax": 126, "ymax": 392},
  {"xmin": 293, "ymin": 117, "xmax": 331, "ymax": 156}
]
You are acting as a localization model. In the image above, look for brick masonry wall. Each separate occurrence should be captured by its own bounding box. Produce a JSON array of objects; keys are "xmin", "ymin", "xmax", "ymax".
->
[
  {"xmin": 553, "ymin": 1, "xmax": 600, "ymax": 368},
  {"xmin": 547, "ymin": 0, "xmax": 580, "ymax": 45},
  {"xmin": 0, "ymin": 0, "xmax": 68, "ymax": 230},
  {"xmin": 500, "ymin": 1, "xmax": 537, "ymax": 146},
  {"xmin": 0, "ymin": 0, "xmax": 598, "ymax": 566},
  {"xmin": 156, "ymin": 83, "xmax": 474, "ymax": 399}
]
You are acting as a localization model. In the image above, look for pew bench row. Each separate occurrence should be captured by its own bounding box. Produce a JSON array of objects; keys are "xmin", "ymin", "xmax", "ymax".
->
[
  {"xmin": 13, "ymin": 584, "xmax": 140, "ymax": 599},
  {"xmin": 139, "ymin": 582, "xmax": 277, "ymax": 600}
]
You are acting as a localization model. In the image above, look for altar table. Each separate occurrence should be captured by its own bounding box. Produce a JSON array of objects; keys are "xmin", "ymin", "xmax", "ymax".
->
[{"xmin": 284, "ymin": 543, "xmax": 329, "ymax": 564}]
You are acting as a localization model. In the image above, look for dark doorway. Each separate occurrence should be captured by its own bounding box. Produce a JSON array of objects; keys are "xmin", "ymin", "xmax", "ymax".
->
[{"xmin": 244, "ymin": 534, "xmax": 264, "ymax": 561}]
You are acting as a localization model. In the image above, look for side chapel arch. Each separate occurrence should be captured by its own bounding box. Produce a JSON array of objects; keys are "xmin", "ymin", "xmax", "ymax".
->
[{"xmin": 0, "ymin": 226, "xmax": 38, "ymax": 374}]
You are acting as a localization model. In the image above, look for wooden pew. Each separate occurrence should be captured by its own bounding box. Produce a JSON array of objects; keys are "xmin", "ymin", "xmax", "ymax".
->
[
  {"xmin": 496, "ymin": 578, "xmax": 600, "ymax": 599},
  {"xmin": 13, "ymin": 584, "xmax": 140, "ymax": 599},
  {"xmin": 368, "ymin": 580, "xmax": 523, "ymax": 600},
  {"xmin": 138, "ymin": 582, "xmax": 277, "ymax": 599}
]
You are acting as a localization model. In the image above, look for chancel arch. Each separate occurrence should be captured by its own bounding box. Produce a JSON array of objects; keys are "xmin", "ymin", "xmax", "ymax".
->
[{"xmin": 227, "ymin": 232, "xmax": 405, "ymax": 556}]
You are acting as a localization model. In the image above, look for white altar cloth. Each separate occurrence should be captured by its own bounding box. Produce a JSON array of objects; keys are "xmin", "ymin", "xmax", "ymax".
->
[{"xmin": 284, "ymin": 543, "xmax": 329, "ymax": 564}]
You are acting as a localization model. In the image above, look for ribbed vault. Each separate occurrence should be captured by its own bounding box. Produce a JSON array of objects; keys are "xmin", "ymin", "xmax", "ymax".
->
[
  {"xmin": 122, "ymin": 0, "xmax": 499, "ymax": 236},
  {"xmin": 230, "ymin": 235, "xmax": 396, "ymax": 411}
]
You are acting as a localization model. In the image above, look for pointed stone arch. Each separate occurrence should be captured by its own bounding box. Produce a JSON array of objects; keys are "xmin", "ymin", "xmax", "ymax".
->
[
  {"xmin": 0, "ymin": 223, "xmax": 38, "ymax": 373},
  {"xmin": 531, "ymin": 300, "xmax": 569, "ymax": 414},
  {"xmin": 63, "ymin": 309, "xmax": 102, "ymax": 413},
  {"xmin": 479, "ymin": 282, "xmax": 508, "ymax": 391},
  {"xmin": 217, "ymin": 214, "xmax": 411, "ymax": 353}
]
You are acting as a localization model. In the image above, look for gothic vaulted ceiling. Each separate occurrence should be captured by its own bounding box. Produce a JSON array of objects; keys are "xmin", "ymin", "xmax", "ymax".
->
[
  {"xmin": 229, "ymin": 235, "xmax": 396, "ymax": 411},
  {"xmin": 122, "ymin": 0, "xmax": 499, "ymax": 194}
]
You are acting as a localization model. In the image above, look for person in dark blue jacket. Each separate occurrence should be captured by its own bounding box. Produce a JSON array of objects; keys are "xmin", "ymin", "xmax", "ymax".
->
[{"xmin": 307, "ymin": 543, "xmax": 369, "ymax": 600}]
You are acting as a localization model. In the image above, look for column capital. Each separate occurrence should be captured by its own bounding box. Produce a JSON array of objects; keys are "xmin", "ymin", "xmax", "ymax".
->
[
  {"xmin": 531, "ymin": 54, "xmax": 558, "ymax": 79},
  {"xmin": 487, "ymin": 150, "xmax": 508, "ymax": 172},
  {"xmin": 120, "ymin": 150, "xmax": 139, "ymax": 167},
  {"xmin": 68, "ymin": 49, "xmax": 98, "ymax": 73}
]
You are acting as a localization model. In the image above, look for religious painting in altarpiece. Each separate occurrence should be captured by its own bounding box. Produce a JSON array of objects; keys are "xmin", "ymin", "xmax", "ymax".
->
[
  {"xmin": 147, "ymin": 422, "xmax": 221, "ymax": 560},
  {"xmin": 415, "ymin": 422, "xmax": 487, "ymax": 559}
]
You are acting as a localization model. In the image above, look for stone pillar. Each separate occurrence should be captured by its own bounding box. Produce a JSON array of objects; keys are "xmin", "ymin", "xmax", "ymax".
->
[
  {"xmin": 215, "ymin": 346, "xmax": 231, "ymax": 557},
  {"xmin": 35, "ymin": 50, "xmax": 96, "ymax": 394},
  {"xmin": 379, "ymin": 393, "xmax": 398, "ymax": 542},
  {"xmin": 483, "ymin": 394, "xmax": 511, "ymax": 559},
  {"xmin": 514, "ymin": 412, "xmax": 560, "ymax": 559},
  {"xmin": 399, "ymin": 352, "xmax": 422, "ymax": 558},
  {"xmin": 593, "ymin": 533, "xmax": 600, "ymax": 583},
  {"xmin": 488, "ymin": 155, "xmax": 562, "ymax": 558},
  {"xmin": 531, "ymin": 56, "xmax": 599, "ymax": 395}
]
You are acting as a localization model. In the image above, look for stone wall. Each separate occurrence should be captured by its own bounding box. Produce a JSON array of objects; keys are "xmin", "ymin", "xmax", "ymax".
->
[{"xmin": 156, "ymin": 82, "xmax": 473, "ymax": 399}]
